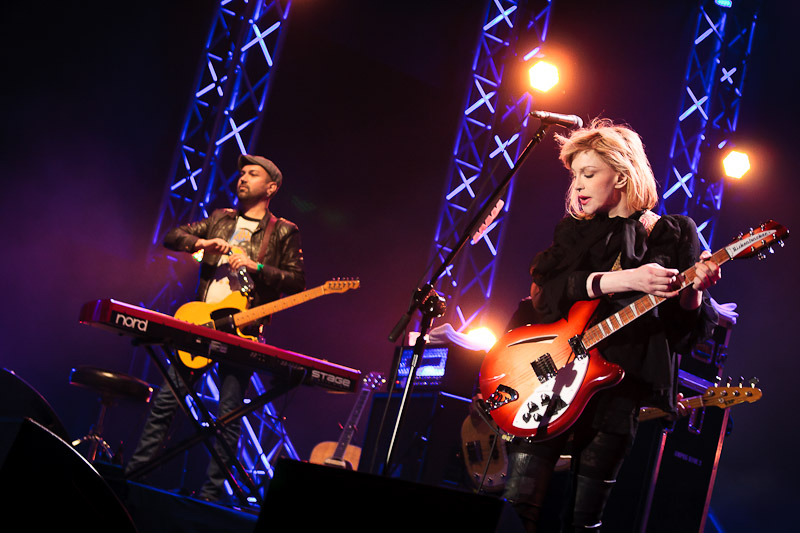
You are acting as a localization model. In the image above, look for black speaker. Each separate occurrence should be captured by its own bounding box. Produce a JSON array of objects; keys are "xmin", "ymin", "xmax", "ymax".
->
[
  {"xmin": 358, "ymin": 391, "xmax": 471, "ymax": 488},
  {"xmin": 644, "ymin": 401, "xmax": 729, "ymax": 532},
  {"xmin": 0, "ymin": 368, "xmax": 69, "ymax": 440},
  {"xmin": 256, "ymin": 459, "xmax": 524, "ymax": 532},
  {"xmin": 0, "ymin": 417, "xmax": 136, "ymax": 531},
  {"xmin": 603, "ymin": 372, "xmax": 731, "ymax": 532}
]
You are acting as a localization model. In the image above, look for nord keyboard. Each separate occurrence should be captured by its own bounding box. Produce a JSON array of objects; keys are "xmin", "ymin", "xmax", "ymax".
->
[{"xmin": 79, "ymin": 299, "xmax": 360, "ymax": 393}]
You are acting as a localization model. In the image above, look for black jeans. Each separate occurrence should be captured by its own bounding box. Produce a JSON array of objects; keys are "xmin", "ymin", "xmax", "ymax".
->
[
  {"xmin": 125, "ymin": 362, "xmax": 251, "ymax": 500},
  {"xmin": 503, "ymin": 388, "xmax": 640, "ymax": 532}
]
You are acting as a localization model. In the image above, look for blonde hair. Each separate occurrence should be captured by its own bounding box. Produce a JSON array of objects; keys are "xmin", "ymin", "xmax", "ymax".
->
[{"xmin": 555, "ymin": 118, "xmax": 658, "ymax": 219}]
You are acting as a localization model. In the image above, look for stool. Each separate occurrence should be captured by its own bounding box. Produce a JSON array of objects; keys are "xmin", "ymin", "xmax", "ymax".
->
[{"xmin": 69, "ymin": 366, "xmax": 153, "ymax": 462}]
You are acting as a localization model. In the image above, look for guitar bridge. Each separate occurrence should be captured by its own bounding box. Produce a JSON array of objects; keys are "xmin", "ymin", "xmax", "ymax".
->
[{"xmin": 569, "ymin": 335, "xmax": 588, "ymax": 360}]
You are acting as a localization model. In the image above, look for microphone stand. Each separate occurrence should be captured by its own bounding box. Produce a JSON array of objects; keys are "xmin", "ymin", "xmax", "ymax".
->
[{"xmin": 383, "ymin": 122, "xmax": 552, "ymax": 475}]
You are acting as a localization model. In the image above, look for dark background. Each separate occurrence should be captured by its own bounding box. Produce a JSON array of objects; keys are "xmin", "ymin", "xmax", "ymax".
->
[{"xmin": 1, "ymin": 0, "xmax": 798, "ymax": 529}]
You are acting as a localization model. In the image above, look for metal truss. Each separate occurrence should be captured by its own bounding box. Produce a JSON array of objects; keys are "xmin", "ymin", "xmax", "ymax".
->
[
  {"xmin": 660, "ymin": 0, "xmax": 760, "ymax": 249},
  {"xmin": 427, "ymin": 0, "xmax": 553, "ymax": 332},
  {"xmin": 136, "ymin": 0, "xmax": 299, "ymax": 499}
]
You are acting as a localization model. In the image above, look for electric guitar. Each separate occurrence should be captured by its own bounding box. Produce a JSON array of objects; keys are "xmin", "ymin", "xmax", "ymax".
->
[
  {"xmin": 174, "ymin": 278, "xmax": 360, "ymax": 370},
  {"xmin": 309, "ymin": 372, "xmax": 385, "ymax": 470},
  {"xmin": 639, "ymin": 382, "xmax": 762, "ymax": 422},
  {"xmin": 480, "ymin": 220, "xmax": 788, "ymax": 440}
]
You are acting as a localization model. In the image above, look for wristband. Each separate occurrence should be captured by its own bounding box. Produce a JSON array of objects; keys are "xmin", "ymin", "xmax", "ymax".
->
[{"xmin": 257, "ymin": 263, "xmax": 264, "ymax": 272}]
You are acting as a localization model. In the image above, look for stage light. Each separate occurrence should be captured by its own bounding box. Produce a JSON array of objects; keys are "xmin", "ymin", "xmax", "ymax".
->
[
  {"xmin": 465, "ymin": 327, "xmax": 497, "ymax": 351},
  {"xmin": 528, "ymin": 60, "xmax": 559, "ymax": 92},
  {"xmin": 715, "ymin": 0, "xmax": 733, "ymax": 8},
  {"xmin": 722, "ymin": 150, "xmax": 750, "ymax": 179}
]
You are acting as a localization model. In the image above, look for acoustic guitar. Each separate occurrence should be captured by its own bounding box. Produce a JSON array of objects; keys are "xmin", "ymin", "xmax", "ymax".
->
[
  {"xmin": 480, "ymin": 220, "xmax": 787, "ymax": 440},
  {"xmin": 309, "ymin": 372, "xmax": 385, "ymax": 470},
  {"xmin": 173, "ymin": 278, "xmax": 360, "ymax": 370}
]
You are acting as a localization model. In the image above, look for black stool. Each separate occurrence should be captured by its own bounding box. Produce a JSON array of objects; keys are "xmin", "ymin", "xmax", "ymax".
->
[{"xmin": 69, "ymin": 366, "xmax": 153, "ymax": 462}]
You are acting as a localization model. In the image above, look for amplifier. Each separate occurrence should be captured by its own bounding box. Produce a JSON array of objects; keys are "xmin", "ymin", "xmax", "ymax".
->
[
  {"xmin": 392, "ymin": 342, "xmax": 484, "ymax": 398},
  {"xmin": 603, "ymin": 371, "xmax": 731, "ymax": 532}
]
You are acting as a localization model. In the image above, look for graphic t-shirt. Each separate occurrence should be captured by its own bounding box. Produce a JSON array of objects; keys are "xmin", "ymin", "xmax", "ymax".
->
[{"xmin": 204, "ymin": 215, "xmax": 260, "ymax": 304}]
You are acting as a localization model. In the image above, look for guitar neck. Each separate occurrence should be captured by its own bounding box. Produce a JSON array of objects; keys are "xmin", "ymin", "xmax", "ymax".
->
[
  {"xmin": 233, "ymin": 284, "xmax": 328, "ymax": 328},
  {"xmin": 638, "ymin": 395, "xmax": 707, "ymax": 422},
  {"xmin": 331, "ymin": 386, "xmax": 374, "ymax": 460},
  {"xmin": 582, "ymin": 248, "xmax": 730, "ymax": 350}
]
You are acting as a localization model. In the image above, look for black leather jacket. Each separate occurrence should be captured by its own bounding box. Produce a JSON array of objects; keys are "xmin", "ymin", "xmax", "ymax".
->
[{"xmin": 164, "ymin": 208, "xmax": 306, "ymax": 314}]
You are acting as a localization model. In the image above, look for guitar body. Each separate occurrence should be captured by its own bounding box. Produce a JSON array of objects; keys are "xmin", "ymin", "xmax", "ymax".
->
[
  {"xmin": 309, "ymin": 441, "xmax": 362, "ymax": 470},
  {"xmin": 460, "ymin": 413, "xmax": 508, "ymax": 491},
  {"xmin": 480, "ymin": 300, "xmax": 624, "ymax": 440},
  {"xmin": 173, "ymin": 291, "xmax": 254, "ymax": 370}
]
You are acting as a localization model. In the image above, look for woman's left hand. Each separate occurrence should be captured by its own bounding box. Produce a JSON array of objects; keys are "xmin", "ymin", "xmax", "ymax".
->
[{"xmin": 691, "ymin": 250, "xmax": 721, "ymax": 291}]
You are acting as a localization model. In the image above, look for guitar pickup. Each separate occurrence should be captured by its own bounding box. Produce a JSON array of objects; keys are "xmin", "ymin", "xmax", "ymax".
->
[{"xmin": 531, "ymin": 353, "xmax": 557, "ymax": 383}]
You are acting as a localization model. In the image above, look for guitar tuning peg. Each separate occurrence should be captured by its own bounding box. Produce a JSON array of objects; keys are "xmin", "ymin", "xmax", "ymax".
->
[
  {"xmin": 726, "ymin": 376, "xmax": 733, "ymax": 386},
  {"xmin": 747, "ymin": 377, "xmax": 760, "ymax": 387},
  {"xmin": 769, "ymin": 247, "xmax": 775, "ymax": 254},
  {"xmin": 757, "ymin": 253, "xmax": 766, "ymax": 260},
  {"xmin": 779, "ymin": 240, "xmax": 785, "ymax": 248}
]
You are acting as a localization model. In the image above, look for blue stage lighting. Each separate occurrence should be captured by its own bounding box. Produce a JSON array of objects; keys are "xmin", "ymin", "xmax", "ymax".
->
[{"xmin": 715, "ymin": 0, "xmax": 732, "ymax": 8}]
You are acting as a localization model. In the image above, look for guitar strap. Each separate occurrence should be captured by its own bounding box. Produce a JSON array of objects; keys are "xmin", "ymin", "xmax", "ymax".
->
[
  {"xmin": 610, "ymin": 210, "xmax": 660, "ymax": 272},
  {"xmin": 256, "ymin": 213, "xmax": 279, "ymax": 264}
]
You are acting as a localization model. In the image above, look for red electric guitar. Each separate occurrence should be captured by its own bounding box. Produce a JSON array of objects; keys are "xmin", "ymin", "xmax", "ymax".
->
[{"xmin": 479, "ymin": 220, "xmax": 788, "ymax": 440}]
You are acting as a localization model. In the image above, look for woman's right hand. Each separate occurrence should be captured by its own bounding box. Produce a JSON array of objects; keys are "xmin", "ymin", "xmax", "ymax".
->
[{"xmin": 629, "ymin": 263, "xmax": 681, "ymax": 298}]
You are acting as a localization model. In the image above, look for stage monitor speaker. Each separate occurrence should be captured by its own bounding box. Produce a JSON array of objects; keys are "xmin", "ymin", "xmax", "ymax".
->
[
  {"xmin": 0, "ymin": 367, "xmax": 69, "ymax": 440},
  {"xmin": 0, "ymin": 417, "xmax": 136, "ymax": 531},
  {"xmin": 256, "ymin": 459, "xmax": 523, "ymax": 532},
  {"xmin": 358, "ymin": 390, "xmax": 470, "ymax": 488}
]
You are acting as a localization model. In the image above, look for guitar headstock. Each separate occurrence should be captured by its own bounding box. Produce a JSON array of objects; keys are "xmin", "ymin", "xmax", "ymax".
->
[
  {"xmin": 363, "ymin": 371, "xmax": 386, "ymax": 391},
  {"xmin": 702, "ymin": 381, "xmax": 762, "ymax": 409},
  {"xmin": 322, "ymin": 278, "xmax": 361, "ymax": 294},
  {"xmin": 724, "ymin": 220, "xmax": 789, "ymax": 260}
]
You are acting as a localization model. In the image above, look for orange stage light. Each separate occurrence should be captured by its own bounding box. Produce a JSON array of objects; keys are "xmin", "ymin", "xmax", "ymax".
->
[
  {"xmin": 722, "ymin": 150, "xmax": 751, "ymax": 179},
  {"xmin": 528, "ymin": 60, "xmax": 559, "ymax": 92}
]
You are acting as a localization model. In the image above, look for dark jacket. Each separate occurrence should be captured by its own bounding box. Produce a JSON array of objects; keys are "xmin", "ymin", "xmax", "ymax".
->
[{"xmin": 164, "ymin": 208, "xmax": 306, "ymax": 315}]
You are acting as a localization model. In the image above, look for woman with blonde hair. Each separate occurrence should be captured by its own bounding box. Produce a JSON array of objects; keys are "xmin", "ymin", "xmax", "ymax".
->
[{"xmin": 501, "ymin": 119, "xmax": 721, "ymax": 531}]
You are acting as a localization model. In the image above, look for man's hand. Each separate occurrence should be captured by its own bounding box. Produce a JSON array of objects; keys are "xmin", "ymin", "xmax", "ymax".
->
[
  {"xmin": 229, "ymin": 252, "xmax": 259, "ymax": 273},
  {"xmin": 194, "ymin": 238, "xmax": 231, "ymax": 255}
]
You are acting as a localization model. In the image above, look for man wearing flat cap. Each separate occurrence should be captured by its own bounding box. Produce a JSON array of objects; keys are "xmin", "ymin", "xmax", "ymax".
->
[{"xmin": 126, "ymin": 154, "xmax": 305, "ymax": 502}]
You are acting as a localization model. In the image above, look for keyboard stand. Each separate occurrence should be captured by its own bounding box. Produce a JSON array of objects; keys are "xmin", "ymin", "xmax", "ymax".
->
[{"xmin": 125, "ymin": 342, "xmax": 305, "ymax": 506}]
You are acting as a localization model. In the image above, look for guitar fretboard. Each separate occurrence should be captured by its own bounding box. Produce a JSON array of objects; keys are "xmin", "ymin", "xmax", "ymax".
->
[
  {"xmin": 332, "ymin": 376, "xmax": 382, "ymax": 460},
  {"xmin": 582, "ymin": 248, "xmax": 730, "ymax": 350},
  {"xmin": 639, "ymin": 395, "xmax": 707, "ymax": 422},
  {"xmin": 233, "ymin": 285, "xmax": 328, "ymax": 327}
]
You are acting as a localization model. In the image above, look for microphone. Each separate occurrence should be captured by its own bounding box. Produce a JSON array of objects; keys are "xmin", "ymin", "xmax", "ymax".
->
[{"xmin": 531, "ymin": 110, "xmax": 584, "ymax": 129}]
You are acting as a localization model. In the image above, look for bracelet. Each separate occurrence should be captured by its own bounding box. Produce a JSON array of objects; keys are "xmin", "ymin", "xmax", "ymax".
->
[{"xmin": 257, "ymin": 263, "xmax": 264, "ymax": 272}]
